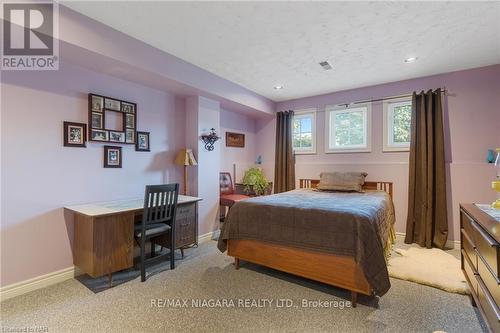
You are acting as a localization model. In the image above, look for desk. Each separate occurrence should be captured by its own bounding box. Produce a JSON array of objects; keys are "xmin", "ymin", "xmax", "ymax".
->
[{"xmin": 65, "ymin": 195, "xmax": 202, "ymax": 278}]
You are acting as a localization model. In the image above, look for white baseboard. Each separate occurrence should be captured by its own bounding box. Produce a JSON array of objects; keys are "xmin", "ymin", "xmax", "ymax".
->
[
  {"xmin": 0, "ymin": 266, "xmax": 79, "ymax": 302},
  {"xmin": 395, "ymin": 232, "xmax": 460, "ymax": 250},
  {"xmin": 1, "ymin": 230, "xmax": 221, "ymax": 302}
]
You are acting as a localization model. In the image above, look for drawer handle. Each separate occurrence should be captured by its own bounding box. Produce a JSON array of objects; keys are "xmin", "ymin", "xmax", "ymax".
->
[{"xmin": 470, "ymin": 220, "xmax": 497, "ymax": 247}]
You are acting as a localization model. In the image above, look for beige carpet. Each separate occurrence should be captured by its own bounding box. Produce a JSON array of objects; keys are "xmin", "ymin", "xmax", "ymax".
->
[
  {"xmin": 388, "ymin": 247, "xmax": 469, "ymax": 295},
  {"xmin": 1, "ymin": 241, "xmax": 485, "ymax": 332}
]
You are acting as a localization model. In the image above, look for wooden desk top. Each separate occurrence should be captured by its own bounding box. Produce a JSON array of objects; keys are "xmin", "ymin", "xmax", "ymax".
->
[{"xmin": 65, "ymin": 195, "xmax": 202, "ymax": 217}]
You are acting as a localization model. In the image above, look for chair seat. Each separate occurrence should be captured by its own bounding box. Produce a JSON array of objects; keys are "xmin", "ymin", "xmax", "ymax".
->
[
  {"xmin": 135, "ymin": 223, "xmax": 171, "ymax": 238},
  {"xmin": 220, "ymin": 194, "xmax": 250, "ymax": 207}
]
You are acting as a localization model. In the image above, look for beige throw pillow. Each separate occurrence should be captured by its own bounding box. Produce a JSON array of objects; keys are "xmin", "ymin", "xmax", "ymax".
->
[{"xmin": 316, "ymin": 172, "xmax": 368, "ymax": 192}]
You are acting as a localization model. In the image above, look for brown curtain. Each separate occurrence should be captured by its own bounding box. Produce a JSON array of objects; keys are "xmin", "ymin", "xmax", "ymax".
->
[
  {"xmin": 405, "ymin": 89, "xmax": 448, "ymax": 249},
  {"xmin": 274, "ymin": 111, "xmax": 295, "ymax": 193}
]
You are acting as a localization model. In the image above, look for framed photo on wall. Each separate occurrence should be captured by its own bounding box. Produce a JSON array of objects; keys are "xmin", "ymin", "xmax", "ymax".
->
[
  {"xmin": 136, "ymin": 131, "xmax": 150, "ymax": 152},
  {"xmin": 104, "ymin": 146, "xmax": 122, "ymax": 168},
  {"xmin": 226, "ymin": 132, "xmax": 245, "ymax": 148},
  {"xmin": 63, "ymin": 121, "xmax": 87, "ymax": 148}
]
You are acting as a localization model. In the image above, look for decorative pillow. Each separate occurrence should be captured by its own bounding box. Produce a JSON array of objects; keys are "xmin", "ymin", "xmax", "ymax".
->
[{"xmin": 316, "ymin": 172, "xmax": 368, "ymax": 192}]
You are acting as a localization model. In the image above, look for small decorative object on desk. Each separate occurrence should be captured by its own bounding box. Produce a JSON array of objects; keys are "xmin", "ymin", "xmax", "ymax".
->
[
  {"xmin": 242, "ymin": 167, "xmax": 270, "ymax": 196},
  {"xmin": 135, "ymin": 131, "xmax": 150, "ymax": 152},
  {"xmin": 200, "ymin": 128, "xmax": 220, "ymax": 151},
  {"xmin": 63, "ymin": 121, "xmax": 87, "ymax": 148},
  {"xmin": 104, "ymin": 146, "xmax": 122, "ymax": 168}
]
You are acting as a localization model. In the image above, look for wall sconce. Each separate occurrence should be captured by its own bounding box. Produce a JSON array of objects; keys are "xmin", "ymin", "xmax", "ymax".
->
[{"xmin": 200, "ymin": 128, "xmax": 220, "ymax": 151}]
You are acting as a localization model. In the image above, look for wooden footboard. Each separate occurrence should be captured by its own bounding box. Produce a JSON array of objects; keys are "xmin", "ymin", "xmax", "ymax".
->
[{"xmin": 228, "ymin": 239, "xmax": 372, "ymax": 306}]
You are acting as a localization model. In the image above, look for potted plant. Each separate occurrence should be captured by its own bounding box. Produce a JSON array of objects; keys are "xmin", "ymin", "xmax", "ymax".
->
[{"xmin": 242, "ymin": 167, "xmax": 270, "ymax": 196}]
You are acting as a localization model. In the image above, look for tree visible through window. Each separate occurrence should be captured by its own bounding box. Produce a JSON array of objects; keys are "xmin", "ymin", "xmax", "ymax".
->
[
  {"xmin": 326, "ymin": 105, "xmax": 371, "ymax": 153},
  {"xmin": 383, "ymin": 99, "xmax": 412, "ymax": 151},
  {"xmin": 292, "ymin": 110, "xmax": 316, "ymax": 153}
]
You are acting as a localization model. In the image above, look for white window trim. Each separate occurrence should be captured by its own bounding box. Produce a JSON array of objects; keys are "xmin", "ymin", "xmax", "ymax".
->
[
  {"xmin": 293, "ymin": 108, "xmax": 317, "ymax": 155},
  {"xmin": 383, "ymin": 97, "xmax": 411, "ymax": 152},
  {"xmin": 325, "ymin": 103, "xmax": 372, "ymax": 154}
]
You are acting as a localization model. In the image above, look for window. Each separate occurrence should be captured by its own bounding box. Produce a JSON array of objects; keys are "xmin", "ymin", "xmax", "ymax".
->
[
  {"xmin": 292, "ymin": 109, "xmax": 316, "ymax": 154},
  {"xmin": 383, "ymin": 98, "xmax": 412, "ymax": 152},
  {"xmin": 325, "ymin": 104, "xmax": 371, "ymax": 153}
]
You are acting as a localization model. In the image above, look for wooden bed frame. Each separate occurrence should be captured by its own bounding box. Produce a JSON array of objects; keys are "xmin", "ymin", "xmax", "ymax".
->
[{"xmin": 227, "ymin": 179, "xmax": 393, "ymax": 307}]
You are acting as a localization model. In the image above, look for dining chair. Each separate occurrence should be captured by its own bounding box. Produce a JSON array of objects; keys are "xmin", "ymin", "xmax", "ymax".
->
[
  {"xmin": 134, "ymin": 183, "xmax": 179, "ymax": 282},
  {"xmin": 219, "ymin": 172, "xmax": 250, "ymax": 222}
]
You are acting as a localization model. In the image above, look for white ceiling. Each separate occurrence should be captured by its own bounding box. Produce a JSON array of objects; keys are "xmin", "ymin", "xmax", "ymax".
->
[{"xmin": 63, "ymin": 1, "xmax": 500, "ymax": 102}]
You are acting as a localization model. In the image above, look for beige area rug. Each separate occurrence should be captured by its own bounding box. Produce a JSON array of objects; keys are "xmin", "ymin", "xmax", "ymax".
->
[{"xmin": 388, "ymin": 247, "xmax": 469, "ymax": 295}]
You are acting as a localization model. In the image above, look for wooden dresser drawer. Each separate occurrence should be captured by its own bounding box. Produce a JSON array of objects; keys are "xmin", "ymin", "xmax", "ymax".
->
[
  {"xmin": 476, "ymin": 274, "xmax": 500, "ymax": 333},
  {"xmin": 461, "ymin": 228, "xmax": 477, "ymax": 270},
  {"xmin": 472, "ymin": 220, "xmax": 499, "ymax": 278},
  {"xmin": 462, "ymin": 249, "xmax": 478, "ymax": 295},
  {"xmin": 478, "ymin": 254, "xmax": 500, "ymax": 307},
  {"xmin": 462, "ymin": 211, "xmax": 477, "ymax": 243}
]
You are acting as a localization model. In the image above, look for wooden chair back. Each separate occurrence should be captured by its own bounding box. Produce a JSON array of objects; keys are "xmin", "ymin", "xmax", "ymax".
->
[
  {"xmin": 142, "ymin": 184, "xmax": 179, "ymax": 226},
  {"xmin": 220, "ymin": 172, "xmax": 234, "ymax": 195},
  {"xmin": 299, "ymin": 179, "xmax": 393, "ymax": 199}
]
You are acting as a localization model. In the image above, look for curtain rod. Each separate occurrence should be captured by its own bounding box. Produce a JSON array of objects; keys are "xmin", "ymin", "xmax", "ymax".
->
[{"xmin": 341, "ymin": 88, "xmax": 447, "ymax": 106}]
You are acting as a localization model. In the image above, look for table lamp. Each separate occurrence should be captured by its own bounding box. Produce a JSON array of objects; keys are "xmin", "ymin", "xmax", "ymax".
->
[
  {"xmin": 175, "ymin": 149, "xmax": 198, "ymax": 195},
  {"xmin": 492, "ymin": 148, "xmax": 500, "ymax": 209}
]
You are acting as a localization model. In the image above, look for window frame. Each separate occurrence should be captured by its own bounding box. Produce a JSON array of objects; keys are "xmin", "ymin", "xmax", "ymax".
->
[
  {"xmin": 383, "ymin": 97, "xmax": 412, "ymax": 152},
  {"xmin": 292, "ymin": 108, "xmax": 317, "ymax": 155},
  {"xmin": 325, "ymin": 103, "xmax": 372, "ymax": 153}
]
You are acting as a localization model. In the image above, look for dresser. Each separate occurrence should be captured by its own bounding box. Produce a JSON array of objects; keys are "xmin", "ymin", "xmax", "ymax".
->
[{"xmin": 460, "ymin": 204, "xmax": 500, "ymax": 332}]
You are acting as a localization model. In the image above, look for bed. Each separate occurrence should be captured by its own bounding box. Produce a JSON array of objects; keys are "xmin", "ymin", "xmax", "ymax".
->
[{"xmin": 217, "ymin": 179, "xmax": 395, "ymax": 306}]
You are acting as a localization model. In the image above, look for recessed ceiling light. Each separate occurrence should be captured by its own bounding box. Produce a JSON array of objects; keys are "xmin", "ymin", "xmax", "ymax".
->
[
  {"xmin": 404, "ymin": 57, "xmax": 418, "ymax": 63},
  {"xmin": 274, "ymin": 85, "xmax": 283, "ymax": 90}
]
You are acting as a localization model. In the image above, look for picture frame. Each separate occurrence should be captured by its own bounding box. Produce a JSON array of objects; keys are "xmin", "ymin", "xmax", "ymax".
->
[
  {"xmin": 226, "ymin": 132, "xmax": 245, "ymax": 148},
  {"xmin": 91, "ymin": 95, "xmax": 103, "ymax": 112},
  {"xmin": 125, "ymin": 129, "xmax": 135, "ymax": 144},
  {"xmin": 63, "ymin": 121, "xmax": 87, "ymax": 148},
  {"xmin": 104, "ymin": 146, "xmax": 122, "ymax": 168},
  {"xmin": 91, "ymin": 129, "xmax": 109, "ymax": 141},
  {"xmin": 121, "ymin": 102, "xmax": 135, "ymax": 113},
  {"xmin": 109, "ymin": 131, "xmax": 126, "ymax": 143},
  {"xmin": 91, "ymin": 112, "xmax": 104, "ymax": 129},
  {"xmin": 136, "ymin": 131, "xmax": 150, "ymax": 152},
  {"xmin": 104, "ymin": 98, "xmax": 121, "ymax": 111},
  {"xmin": 88, "ymin": 93, "xmax": 137, "ymax": 145},
  {"xmin": 125, "ymin": 113, "xmax": 135, "ymax": 129}
]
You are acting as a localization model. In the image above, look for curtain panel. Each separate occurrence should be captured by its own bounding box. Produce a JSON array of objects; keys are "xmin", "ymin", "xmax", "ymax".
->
[
  {"xmin": 405, "ymin": 89, "xmax": 448, "ymax": 249},
  {"xmin": 274, "ymin": 110, "xmax": 295, "ymax": 193}
]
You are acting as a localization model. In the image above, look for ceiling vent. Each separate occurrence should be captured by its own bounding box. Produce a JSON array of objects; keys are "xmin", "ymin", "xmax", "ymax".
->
[{"xmin": 319, "ymin": 61, "xmax": 333, "ymax": 70}]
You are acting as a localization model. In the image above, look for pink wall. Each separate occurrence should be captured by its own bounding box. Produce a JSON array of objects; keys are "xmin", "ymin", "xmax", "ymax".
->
[
  {"xmin": 271, "ymin": 65, "xmax": 500, "ymax": 241},
  {"xmin": 1, "ymin": 62, "xmax": 186, "ymax": 287},
  {"xmin": 220, "ymin": 109, "xmax": 258, "ymax": 182}
]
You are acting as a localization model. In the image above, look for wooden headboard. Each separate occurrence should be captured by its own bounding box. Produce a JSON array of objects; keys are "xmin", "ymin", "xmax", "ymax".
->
[{"xmin": 299, "ymin": 179, "xmax": 393, "ymax": 199}]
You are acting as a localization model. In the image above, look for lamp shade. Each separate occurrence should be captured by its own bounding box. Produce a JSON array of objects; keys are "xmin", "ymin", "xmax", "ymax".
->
[{"xmin": 175, "ymin": 149, "xmax": 198, "ymax": 166}]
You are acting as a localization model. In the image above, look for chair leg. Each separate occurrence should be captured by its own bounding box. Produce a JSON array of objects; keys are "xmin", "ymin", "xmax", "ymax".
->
[
  {"xmin": 151, "ymin": 241, "xmax": 155, "ymax": 258},
  {"xmin": 108, "ymin": 273, "xmax": 112, "ymax": 288},
  {"xmin": 180, "ymin": 247, "xmax": 185, "ymax": 258},
  {"xmin": 170, "ymin": 232, "xmax": 175, "ymax": 270},
  {"xmin": 140, "ymin": 238, "xmax": 146, "ymax": 282},
  {"xmin": 234, "ymin": 257, "xmax": 240, "ymax": 270}
]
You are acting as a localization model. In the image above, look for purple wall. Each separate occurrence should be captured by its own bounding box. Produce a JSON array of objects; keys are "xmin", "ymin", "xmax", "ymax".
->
[
  {"xmin": 272, "ymin": 65, "xmax": 500, "ymax": 242},
  {"xmin": 1, "ymin": 62, "xmax": 186, "ymax": 286}
]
